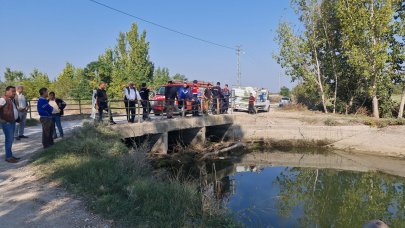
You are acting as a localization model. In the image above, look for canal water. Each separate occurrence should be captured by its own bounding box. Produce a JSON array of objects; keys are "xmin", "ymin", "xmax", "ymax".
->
[{"xmin": 203, "ymin": 150, "xmax": 405, "ymax": 227}]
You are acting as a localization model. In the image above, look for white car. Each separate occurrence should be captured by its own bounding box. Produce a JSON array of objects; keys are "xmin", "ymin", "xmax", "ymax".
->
[{"xmin": 279, "ymin": 97, "xmax": 291, "ymax": 107}]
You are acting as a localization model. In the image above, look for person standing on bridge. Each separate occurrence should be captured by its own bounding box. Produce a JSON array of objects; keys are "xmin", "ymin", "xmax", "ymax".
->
[
  {"xmin": 203, "ymin": 83, "xmax": 212, "ymax": 115},
  {"xmin": 124, "ymin": 82, "xmax": 140, "ymax": 123},
  {"xmin": 0, "ymin": 86, "xmax": 20, "ymax": 163},
  {"xmin": 178, "ymin": 82, "xmax": 191, "ymax": 116},
  {"xmin": 222, "ymin": 84, "xmax": 230, "ymax": 114},
  {"xmin": 139, "ymin": 83, "xmax": 151, "ymax": 121},
  {"xmin": 191, "ymin": 80, "xmax": 201, "ymax": 116},
  {"xmin": 95, "ymin": 82, "xmax": 116, "ymax": 124},
  {"xmin": 211, "ymin": 82, "xmax": 223, "ymax": 115},
  {"xmin": 37, "ymin": 88, "xmax": 55, "ymax": 149},
  {"xmin": 14, "ymin": 85, "xmax": 29, "ymax": 140},
  {"xmin": 165, "ymin": 80, "xmax": 177, "ymax": 119}
]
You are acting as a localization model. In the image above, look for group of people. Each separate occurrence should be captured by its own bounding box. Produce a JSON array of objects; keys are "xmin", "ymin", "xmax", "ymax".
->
[
  {"xmin": 94, "ymin": 81, "xmax": 151, "ymax": 124},
  {"xmin": 0, "ymin": 86, "xmax": 66, "ymax": 163},
  {"xmin": 165, "ymin": 80, "xmax": 231, "ymax": 118}
]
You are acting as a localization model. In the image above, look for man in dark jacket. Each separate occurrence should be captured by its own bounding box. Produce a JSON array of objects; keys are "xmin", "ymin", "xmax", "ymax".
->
[
  {"xmin": 95, "ymin": 82, "xmax": 115, "ymax": 124},
  {"xmin": 37, "ymin": 88, "xmax": 54, "ymax": 148},
  {"xmin": 139, "ymin": 83, "xmax": 151, "ymax": 121},
  {"xmin": 49, "ymin": 92, "xmax": 66, "ymax": 138},
  {"xmin": 0, "ymin": 86, "xmax": 20, "ymax": 163},
  {"xmin": 164, "ymin": 81, "xmax": 177, "ymax": 119},
  {"xmin": 211, "ymin": 82, "xmax": 223, "ymax": 114}
]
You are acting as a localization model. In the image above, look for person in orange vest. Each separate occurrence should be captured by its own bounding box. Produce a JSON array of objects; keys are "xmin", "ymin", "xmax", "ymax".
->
[{"xmin": 248, "ymin": 93, "xmax": 256, "ymax": 114}]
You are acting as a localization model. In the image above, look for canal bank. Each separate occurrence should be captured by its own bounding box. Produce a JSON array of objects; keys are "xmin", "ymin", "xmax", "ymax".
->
[{"xmin": 228, "ymin": 111, "xmax": 405, "ymax": 157}]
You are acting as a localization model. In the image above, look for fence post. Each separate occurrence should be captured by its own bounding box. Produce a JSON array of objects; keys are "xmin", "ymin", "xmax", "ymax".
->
[
  {"xmin": 28, "ymin": 100, "xmax": 32, "ymax": 119},
  {"xmin": 107, "ymin": 100, "xmax": 111, "ymax": 123},
  {"xmin": 137, "ymin": 100, "xmax": 141, "ymax": 123},
  {"xmin": 217, "ymin": 98, "xmax": 220, "ymax": 114},
  {"xmin": 79, "ymin": 99, "xmax": 82, "ymax": 115}
]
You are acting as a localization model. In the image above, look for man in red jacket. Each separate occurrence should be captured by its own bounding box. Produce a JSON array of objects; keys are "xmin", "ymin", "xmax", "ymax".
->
[
  {"xmin": 0, "ymin": 86, "xmax": 20, "ymax": 163},
  {"xmin": 248, "ymin": 93, "xmax": 256, "ymax": 114}
]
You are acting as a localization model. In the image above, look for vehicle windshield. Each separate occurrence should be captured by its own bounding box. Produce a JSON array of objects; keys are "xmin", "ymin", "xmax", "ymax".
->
[
  {"xmin": 157, "ymin": 86, "xmax": 165, "ymax": 95},
  {"xmin": 282, "ymin": 97, "xmax": 290, "ymax": 101}
]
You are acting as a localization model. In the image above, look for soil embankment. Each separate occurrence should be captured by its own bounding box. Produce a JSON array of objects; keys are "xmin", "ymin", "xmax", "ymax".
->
[{"xmin": 230, "ymin": 110, "xmax": 405, "ymax": 157}]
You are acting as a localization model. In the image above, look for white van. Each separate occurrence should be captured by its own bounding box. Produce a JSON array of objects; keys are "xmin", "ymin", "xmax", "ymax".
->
[{"xmin": 232, "ymin": 86, "xmax": 270, "ymax": 112}]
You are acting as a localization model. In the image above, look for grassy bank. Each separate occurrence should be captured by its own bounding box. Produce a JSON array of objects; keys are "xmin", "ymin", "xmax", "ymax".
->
[{"xmin": 32, "ymin": 123, "xmax": 239, "ymax": 227}]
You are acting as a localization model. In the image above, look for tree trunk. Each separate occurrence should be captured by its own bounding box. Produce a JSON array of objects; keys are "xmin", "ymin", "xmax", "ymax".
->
[
  {"xmin": 314, "ymin": 49, "xmax": 328, "ymax": 113},
  {"xmin": 398, "ymin": 86, "xmax": 405, "ymax": 118},
  {"xmin": 345, "ymin": 96, "xmax": 354, "ymax": 115},
  {"xmin": 372, "ymin": 92, "xmax": 379, "ymax": 118}
]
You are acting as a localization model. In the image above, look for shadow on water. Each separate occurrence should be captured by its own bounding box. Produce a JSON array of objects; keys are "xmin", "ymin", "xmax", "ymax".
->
[{"xmin": 157, "ymin": 148, "xmax": 405, "ymax": 227}]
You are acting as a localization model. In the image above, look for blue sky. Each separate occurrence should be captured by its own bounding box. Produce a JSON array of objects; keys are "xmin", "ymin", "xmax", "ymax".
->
[{"xmin": 0, "ymin": 0, "xmax": 299, "ymax": 92}]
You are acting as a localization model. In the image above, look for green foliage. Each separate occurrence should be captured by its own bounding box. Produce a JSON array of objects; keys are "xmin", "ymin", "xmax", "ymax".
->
[
  {"xmin": 172, "ymin": 73, "xmax": 188, "ymax": 82},
  {"xmin": 33, "ymin": 123, "xmax": 238, "ymax": 227},
  {"xmin": 151, "ymin": 67, "xmax": 170, "ymax": 89},
  {"xmin": 20, "ymin": 69, "xmax": 51, "ymax": 99},
  {"xmin": 4, "ymin": 67, "xmax": 25, "ymax": 82},
  {"xmin": 279, "ymin": 86, "xmax": 290, "ymax": 97}
]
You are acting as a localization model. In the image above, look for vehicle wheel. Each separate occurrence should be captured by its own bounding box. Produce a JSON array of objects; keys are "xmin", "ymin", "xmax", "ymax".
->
[{"xmin": 154, "ymin": 112, "xmax": 161, "ymax": 116}]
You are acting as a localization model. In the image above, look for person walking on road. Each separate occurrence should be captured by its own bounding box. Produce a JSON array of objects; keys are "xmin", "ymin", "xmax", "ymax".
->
[
  {"xmin": 95, "ymin": 82, "xmax": 116, "ymax": 124},
  {"xmin": 37, "ymin": 88, "xmax": 54, "ymax": 149},
  {"xmin": 0, "ymin": 86, "xmax": 20, "ymax": 163},
  {"xmin": 124, "ymin": 82, "xmax": 140, "ymax": 123},
  {"xmin": 165, "ymin": 81, "xmax": 177, "ymax": 119},
  {"xmin": 211, "ymin": 82, "xmax": 223, "ymax": 114},
  {"xmin": 139, "ymin": 83, "xmax": 151, "ymax": 121},
  {"xmin": 248, "ymin": 93, "xmax": 256, "ymax": 114},
  {"xmin": 14, "ymin": 85, "xmax": 29, "ymax": 140},
  {"xmin": 48, "ymin": 92, "xmax": 66, "ymax": 139}
]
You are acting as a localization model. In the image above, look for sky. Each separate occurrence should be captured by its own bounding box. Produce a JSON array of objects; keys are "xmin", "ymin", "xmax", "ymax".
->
[{"xmin": 0, "ymin": 0, "xmax": 300, "ymax": 92}]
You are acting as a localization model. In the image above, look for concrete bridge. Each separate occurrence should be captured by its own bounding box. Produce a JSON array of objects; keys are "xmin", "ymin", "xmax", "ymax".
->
[{"xmin": 111, "ymin": 115, "xmax": 235, "ymax": 154}]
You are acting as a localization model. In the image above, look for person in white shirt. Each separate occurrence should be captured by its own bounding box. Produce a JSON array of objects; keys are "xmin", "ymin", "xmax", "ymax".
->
[
  {"xmin": 124, "ymin": 82, "xmax": 141, "ymax": 123},
  {"xmin": 14, "ymin": 85, "xmax": 29, "ymax": 140}
]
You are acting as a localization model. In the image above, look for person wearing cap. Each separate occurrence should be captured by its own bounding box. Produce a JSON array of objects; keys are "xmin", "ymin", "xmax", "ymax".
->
[
  {"xmin": 211, "ymin": 82, "xmax": 223, "ymax": 114},
  {"xmin": 124, "ymin": 81, "xmax": 141, "ymax": 123},
  {"xmin": 164, "ymin": 80, "xmax": 177, "ymax": 119},
  {"xmin": 191, "ymin": 80, "xmax": 200, "ymax": 116}
]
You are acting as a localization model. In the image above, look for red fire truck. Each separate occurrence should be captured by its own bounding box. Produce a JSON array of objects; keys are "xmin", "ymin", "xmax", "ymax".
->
[{"xmin": 151, "ymin": 81, "xmax": 211, "ymax": 116}]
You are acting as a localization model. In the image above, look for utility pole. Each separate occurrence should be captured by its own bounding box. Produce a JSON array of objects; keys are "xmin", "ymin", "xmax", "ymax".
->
[{"xmin": 236, "ymin": 45, "xmax": 242, "ymax": 86}]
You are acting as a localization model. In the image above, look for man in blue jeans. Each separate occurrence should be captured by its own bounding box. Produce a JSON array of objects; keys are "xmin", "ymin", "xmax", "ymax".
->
[
  {"xmin": 0, "ymin": 86, "xmax": 20, "ymax": 163},
  {"xmin": 48, "ymin": 92, "xmax": 66, "ymax": 138}
]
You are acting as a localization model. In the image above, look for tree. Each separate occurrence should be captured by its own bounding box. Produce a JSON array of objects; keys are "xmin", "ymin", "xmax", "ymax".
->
[
  {"xmin": 274, "ymin": 20, "xmax": 329, "ymax": 113},
  {"xmin": 151, "ymin": 67, "xmax": 170, "ymax": 89},
  {"xmin": 337, "ymin": 0, "xmax": 398, "ymax": 118},
  {"xmin": 108, "ymin": 23, "xmax": 155, "ymax": 98},
  {"xmin": 53, "ymin": 63, "xmax": 76, "ymax": 98},
  {"xmin": 4, "ymin": 67, "xmax": 25, "ymax": 82},
  {"xmin": 172, "ymin": 73, "xmax": 188, "ymax": 82},
  {"xmin": 69, "ymin": 68, "xmax": 92, "ymax": 100},
  {"xmin": 279, "ymin": 86, "xmax": 291, "ymax": 97},
  {"xmin": 20, "ymin": 69, "xmax": 51, "ymax": 99}
]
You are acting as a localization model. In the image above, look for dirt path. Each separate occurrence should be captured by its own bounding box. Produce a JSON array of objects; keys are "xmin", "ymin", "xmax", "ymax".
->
[{"xmin": 0, "ymin": 120, "xmax": 112, "ymax": 228}]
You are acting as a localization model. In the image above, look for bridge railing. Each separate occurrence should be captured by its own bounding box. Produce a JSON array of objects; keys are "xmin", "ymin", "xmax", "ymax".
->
[{"xmin": 26, "ymin": 95, "xmax": 265, "ymax": 121}]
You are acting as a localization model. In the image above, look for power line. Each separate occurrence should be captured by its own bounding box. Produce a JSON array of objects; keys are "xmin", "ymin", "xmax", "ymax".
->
[{"xmin": 89, "ymin": 0, "xmax": 236, "ymax": 51}]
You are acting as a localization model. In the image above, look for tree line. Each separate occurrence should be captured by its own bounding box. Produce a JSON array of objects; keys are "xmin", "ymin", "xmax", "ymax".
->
[
  {"xmin": 0, "ymin": 23, "xmax": 187, "ymax": 101},
  {"xmin": 274, "ymin": 0, "xmax": 404, "ymax": 118}
]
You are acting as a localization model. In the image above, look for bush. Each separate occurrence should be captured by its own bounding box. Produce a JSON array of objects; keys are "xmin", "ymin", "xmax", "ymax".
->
[
  {"xmin": 324, "ymin": 118, "xmax": 338, "ymax": 126},
  {"xmin": 33, "ymin": 123, "xmax": 238, "ymax": 227}
]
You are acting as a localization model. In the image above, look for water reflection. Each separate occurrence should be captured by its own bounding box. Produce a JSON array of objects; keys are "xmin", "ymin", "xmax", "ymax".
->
[{"xmin": 203, "ymin": 151, "xmax": 405, "ymax": 227}]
